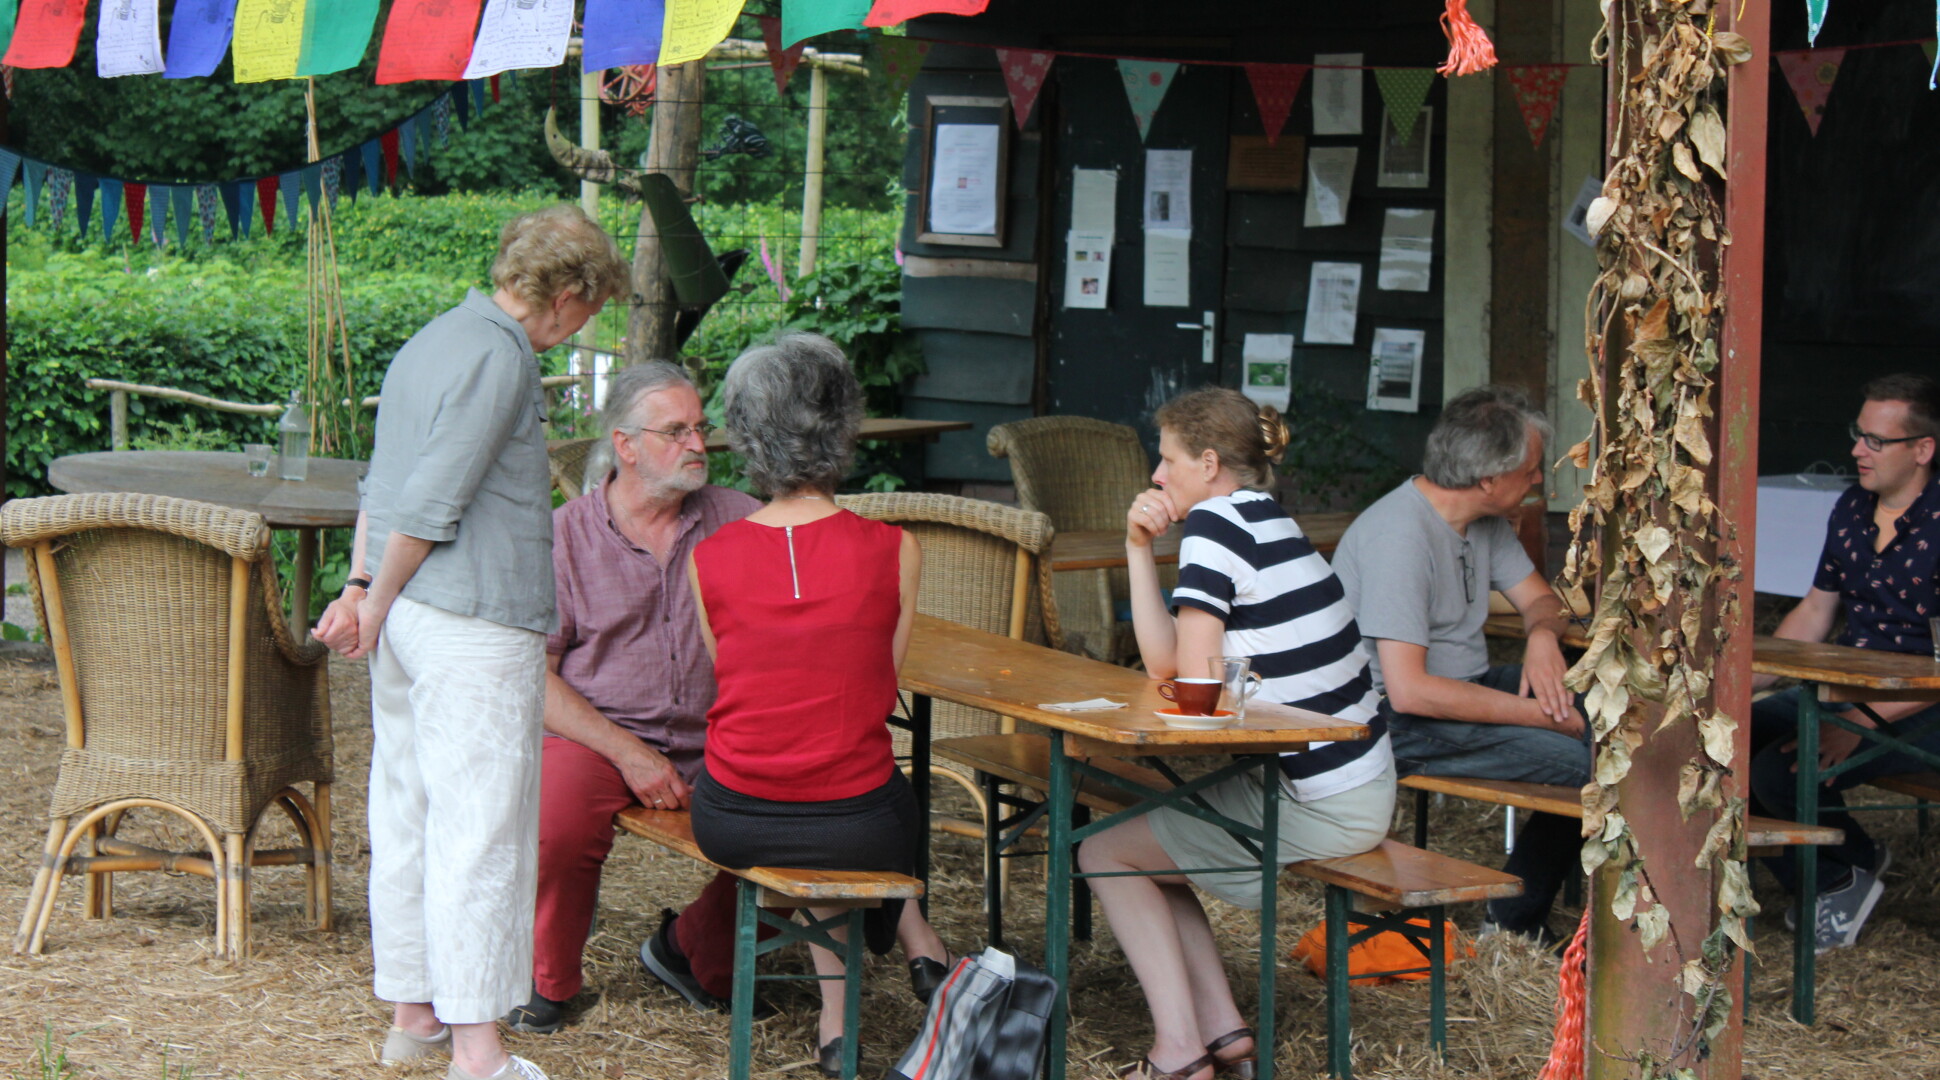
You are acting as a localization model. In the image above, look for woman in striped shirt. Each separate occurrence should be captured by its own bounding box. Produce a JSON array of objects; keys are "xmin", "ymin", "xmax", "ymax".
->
[{"xmin": 1078, "ymin": 387, "xmax": 1395, "ymax": 1080}]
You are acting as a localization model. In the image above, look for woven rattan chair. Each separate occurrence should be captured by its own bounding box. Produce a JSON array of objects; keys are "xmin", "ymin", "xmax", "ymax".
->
[
  {"xmin": 548, "ymin": 438, "xmax": 598, "ymax": 500},
  {"xmin": 3, "ymin": 493, "xmax": 335, "ymax": 959},
  {"xmin": 987, "ymin": 416, "xmax": 1156, "ymax": 663}
]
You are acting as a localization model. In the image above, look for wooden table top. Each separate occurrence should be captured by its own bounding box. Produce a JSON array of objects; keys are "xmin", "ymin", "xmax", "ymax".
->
[
  {"xmin": 49, "ymin": 450, "xmax": 364, "ymax": 529},
  {"xmin": 700, "ymin": 417, "xmax": 971, "ymax": 453},
  {"xmin": 899, "ymin": 614, "xmax": 1369, "ymax": 756},
  {"xmin": 1047, "ymin": 511, "xmax": 1358, "ymax": 572}
]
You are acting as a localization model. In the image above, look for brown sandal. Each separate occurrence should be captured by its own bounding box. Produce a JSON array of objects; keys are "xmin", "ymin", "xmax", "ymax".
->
[
  {"xmin": 1116, "ymin": 1053, "xmax": 1215, "ymax": 1080},
  {"xmin": 1206, "ymin": 1028, "xmax": 1258, "ymax": 1080}
]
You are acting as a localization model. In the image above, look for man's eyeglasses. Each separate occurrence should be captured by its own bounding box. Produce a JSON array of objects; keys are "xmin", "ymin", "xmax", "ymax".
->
[
  {"xmin": 626, "ymin": 422, "xmax": 716, "ymax": 444},
  {"xmin": 1850, "ymin": 423, "xmax": 1928, "ymax": 453},
  {"xmin": 1458, "ymin": 541, "xmax": 1476, "ymax": 605}
]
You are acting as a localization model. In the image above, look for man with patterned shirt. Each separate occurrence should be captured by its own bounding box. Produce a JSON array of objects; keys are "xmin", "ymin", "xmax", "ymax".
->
[
  {"xmin": 1750, "ymin": 373, "xmax": 1940, "ymax": 954},
  {"xmin": 503, "ymin": 362, "xmax": 762, "ymax": 1033}
]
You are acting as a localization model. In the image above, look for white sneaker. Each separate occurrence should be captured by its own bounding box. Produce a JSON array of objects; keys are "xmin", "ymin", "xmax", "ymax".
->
[
  {"xmin": 380, "ymin": 1025, "xmax": 449, "ymax": 1066},
  {"xmin": 446, "ymin": 1054, "xmax": 550, "ymax": 1080}
]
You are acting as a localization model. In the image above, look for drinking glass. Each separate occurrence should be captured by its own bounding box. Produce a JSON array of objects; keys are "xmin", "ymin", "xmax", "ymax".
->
[
  {"xmin": 244, "ymin": 444, "xmax": 274, "ymax": 478},
  {"xmin": 1210, "ymin": 656, "xmax": 1264, "ymax": 719}
]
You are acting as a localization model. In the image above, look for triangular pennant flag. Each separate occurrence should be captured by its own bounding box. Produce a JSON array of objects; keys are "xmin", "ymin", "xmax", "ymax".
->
[
  {"xmin": 1373, "ymin": 67, "xmax": 1434, "ymax": 146},
  {"xmin": 255, "ymin": 174, "xmax": 278, "ymax": 234},
  {"xmin": 73, "ymin": 172, "xmax": 95, "ymax": 237},
  {"xmin": 0, "ymin": 148, "xmax": 19, "ymax": 217},
  {"xmin": 279, "ymin": 171, "xmax": 302, "ymax": 229},
  {"xmin": 171, "ymin": 184, "xmax": 194, "ymax": 247},
  {"xmin": 300, "ymin": 164, "xmax": 323, "ymax": 222},
  {"xmin": 864, "ymin": 0, "xmax": 989, "ymax": 27},
  {"xmin": 757, "ymin": 15, "xmax": 803, "ymax": 94},
  {"xmin": 380, "ymin": 128, "xmax": 401, "ymax": 186},
  {"xmin": 1776, "ymin": 49, "xmax": 1845, "ymax": 136},
  {"xmin": 1505, "ymin": 64, "xmax": 1568, "ymax": 147},
  {"xmin": 362, "ymin": 139, "xmax": 384, "ymax": 194},
  {"xmin": 4, "ymin": 0, "xmax": 87, "ymax": 69},
  {"xmin": 1807, "ymin": 0, "xmax": 1829, "ymax": 46},
  {"xmin": 374, "ymin": 0, "xmax": 482, "ymax": 85},
  {"xmin": 0, "ymin": 0, "xmax": 22, "ymax": 61},
  {"xmin": 47, "ymin": 168, "xmax": 71, "ymax": 234},
  {"xmin": 297, "ymin": 0, "xmax": 378, "ymax": 77},
  {"xmin": 22, "ymin": 158, "xmax": 43, "ymax": 227},
  {"xmin": 413, "ymin": 108, "xmax": 434, "ymax": 161},
  {"xmin": 582, "ymin": 0, "xmax": 662, "ymax": 72},
  {"xmin": 195, "ymin": 184, "xmax": 219, "ymax": 243},
  {"xmin": 99, "ymin": 177, "xmax": 123, "ymax": 240},
  {"xmin": 147, "ymin": 183, "xmax": 168, "ymax": 246},
  {"xmin": 453, "ymin": 82, "xmax": 472, "ymax": 127},
  {"xmin": 231, "ymin": 0, "xmax": 308, "ymax": 83},
  {"xmin": 1926, "ymin": 39, "xmax": 1937, "ymax": 65},
  {"xmin": 434, "ymin": 94, "xmax": 452, "ymax": 144},
  {"xmin": 124, "ymin": 182, "xmax": 146, "ymax": 243},
  {"xmin": 1243, "ymin": 63, "xmax": 1307, "ymax": 145},
  {"xmin": 1117, "ymin": 59, "xmax": 1179, "ymax": 142},
  {"xmin": 469, "ymin": 77, "xmax": 488, "ymax": 115},
  {"xmin": 341, "ymin": 146, "xmax": 362, "ymax": 202},
  {"xmin": 996, "ymin": 49, "xmax": 1053, "ymax": 128},
  {"xmin": 463, "ymin": 0, "xmax": 572, "ymax": 79},
  {"xmin": 489, "ymin": 73, "xmax": 499, "ymax": 101},
  {"xmin": 95, "ymin": 0, "xmax": 164, "ymax": 78},
  {"xmin": 399, "ymin": 115, "xmax": 417, "ymax": 177},
  {"xmin": 164, "ymin": 0, "xmax": 238, "ymax": 79},
  {"xmin": 781, "ymin": 0, "xmax": 870, "ymax": 50},
  {"xmin": 218, "ymin": 180, "xmax": 242, "ymax": 238},
  {"xmin": 321, "ymin": 155, "xmax": 341, "ymax": 211},
  {"xmin": 876, "ymin": 37, "xmax": 930, "ymax": 98}
]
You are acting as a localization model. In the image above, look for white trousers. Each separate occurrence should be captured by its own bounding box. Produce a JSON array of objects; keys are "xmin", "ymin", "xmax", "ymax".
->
[{"xmin": 367, "ymin": 596, "xmax": 546, "ymax": 1023}]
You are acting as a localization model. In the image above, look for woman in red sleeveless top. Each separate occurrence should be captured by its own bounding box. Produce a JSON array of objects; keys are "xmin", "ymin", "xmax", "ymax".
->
[{"xmin": 687, "ymin": 333, "xmax": 950, "ymax": 1075}]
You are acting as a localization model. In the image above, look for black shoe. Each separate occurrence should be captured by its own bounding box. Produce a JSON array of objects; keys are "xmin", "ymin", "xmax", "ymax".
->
[
  {"xmin": 818, "ymin": 1036, "xmax": 849, "ymax": 1078},
  {"xmin": 908, "ymin": 956, "xmax": 950, "ymax": 1005},
  {"xmin": 640, "ymin": 909, "xmax": 730, "ymax": 1012},
  {"xmin": 504, "ymin": 990, "xmax": 569, "ymax": 1034}
]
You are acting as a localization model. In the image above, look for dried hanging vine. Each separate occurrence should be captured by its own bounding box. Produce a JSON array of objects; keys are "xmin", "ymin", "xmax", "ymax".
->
[{"xmin": 1559, "ymin": 2, "xmax": 1756, "ymax": 1074}]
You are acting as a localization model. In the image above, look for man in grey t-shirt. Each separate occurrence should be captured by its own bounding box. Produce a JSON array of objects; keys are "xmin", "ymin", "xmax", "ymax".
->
[{"xmin": 1332, "ymin": 385, "xmax": 1587, "ymax": 942}]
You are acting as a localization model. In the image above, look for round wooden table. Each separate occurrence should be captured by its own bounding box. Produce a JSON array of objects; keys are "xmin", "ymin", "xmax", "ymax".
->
[{"xmin": 49, "ymin": 451, "xmax": 366, "ymax": 632}]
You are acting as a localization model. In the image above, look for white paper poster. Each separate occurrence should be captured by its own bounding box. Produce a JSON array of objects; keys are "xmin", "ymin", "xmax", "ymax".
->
[
  {"xmin": 1312, "ymin": 53, "xmax": 1363, "ymax": 135},
  {"xmin": 1143, "ymin": 228, "xmax": 1192, "ymax": 307},
  {"xmin": 1303, "ymin": 147, "xmax": 1358, "ymax": 227},
  {"xmin": 1064, "ymin": 231, "xmax": 1113, "ymax": 309},
  {"xmin": 1367, "ymin": 328, "xmax": 1426, "ymax": 412},
  {"xmin": 97, "ymin": 0, "xmax": 165, "ymax": 77},
  {"xmin": 1303, "ymin": 262, "xmax": 1363, "ymax": 345},
  {"xmin": 1143, "ymin": 149, "xmax": 1192, "ymax": 231},
  {"xmin": 463, "ymin": 0, "xmax": 575, "ymax": 78},
  {"xmin": 1242, "ymin": 333, "xmax": 1295, "ymax": 410},
  {"xmin": 1563, "ymin": 174, "xmax": 1603, "ymax": 248},
  {"xmin": 928, "ymin": 123, "xmax": 1002, "ymax": 236},
  {"xmin": 1378, "ymin": 208, "xmax": 1435, "ymax": 292},
  {"xmin": 1071, "ymin": 168, "xmax": 1118, "ymax": 233},
  {"xmin": 1376, "ymin": 106, "xmax": 1432, "ymax": 189}
]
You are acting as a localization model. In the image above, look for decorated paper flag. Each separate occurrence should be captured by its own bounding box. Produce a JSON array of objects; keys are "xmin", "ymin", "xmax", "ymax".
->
[
  {"xmin": 757, "ymin": 15, "xmax": 803, "ymax": 93},
  {"xmin": 453, "ymin": 81, "xmax": 472, "ymax": 126},
  {"xmin": 399, "ymin": 118, "xmax": 416, "ymax": 177},
  {"xmin": 658, "ymin": 0, "xmax": 746, "ymax": 68},
  {"xmin": 195, "ymin": 184, "xmax": 219, "ymax": 241},
  {"xmin": 380, "ymin": 128, "xmax": 400, "ymax": 185},
  {"xmin": 374, "ymin": 0, "xmax": 482, "ymax": 85},
  {"xmin": 1926, "ymin": 38, "xmax": 1937, "ymax": 66},
  {"xmin": 297, "ymin": 0, "xmax": 379, "ymax": 77},
  {"xmin": 1776, "ymin": 49, "xmax": 1845, "ymax": 136},
  {"xmin": 147, "ymin": 183, "xmax": 168, "ymax": 245},
  {"xmin": 218, "ymin": 180, "xmax": 242, "ymax": 237},
  {"xmin": 279, "ymin": 171, "xmax": 301, "ymax": 229},
  {"xmin": 0, "ymin": 148, "xmax": 18, "ymax": 216},
  {"xmin": 99, "ymin": 177, "xmax": 123, "ymax": 240},
  {"xmin": 171, "ymin": 184, "xmax": 194, "ymax": 246},
  {"xmin": 164, "ymin": 0, "xmax": 239, "ymax": 78},
  {"xmin": 1505, "ymin": 64, "xmax": 1567, "ymax": 147},
  {"xmin": 362, "ymin": 139, "xmax": 383, "ymax": 194},
  {"xmin": 996, "ymin": 49, "xmax": 1053, "ymax": 128},
  {"xmin": 321, "ymin": 156, "xmax": 341, "ymax": 210},
  {"xmin": 877, "ymin": 36, "xmax": 929, "ymax": 96},
  {"xmin": 463, "ymin": 0, "xmax": 573, "ymax": 79},
  {"xmin": 4, "ymin": 0, "xmax": 88, "ymax": 69},
  {"xmin": 582, "ymin": 0, "xmax": 662, "ymax": 73},
  {"xmin": 864, "ymin": 0, "xmax": 987, "ymax": 27},
  {"xmin": 300, "ymin": 164, "xmax": 323, "ymax": 222},
  {"xmin": 435, "ymin": 94, "xmax": 452, "ymax": 143},
  {"xmin": 0, "ymin": 0, "xmax": 21, "ymax": 61},
  {"xmin": 123, "ymin": 182, "xmax": 146, "ymax": 242},
  {"xmin": 1243, "ymin": 63, "xmax": 1307, "ymax": 145},
  {"xmin": 22, "ymin": 158, "xmax": 43, "ymax": 226},
  {"xmin": 73, "ymin": 172, "xmax": 95, "ymax": 237},
  {"xmin": 1118, "ymin": 59, "xmax": 1179, "ymax": 142},
  {"xmin": 469, "ymin": 76, "xmax": 487, "ymax": 114},
  {"xmin": 96, "ymin": 0, "xmax": 165, "ymax": 78},
  {"xmin": 1807, "ymin": 0, "xmax": 1829, "ymax": 46},
  {"xmin": 255, "ymin": 175, "xmax": 277, "ymax": 233},
  {"xmin": 1373, "ymin": 67, "xmax": 1434, "ymax": 145},
  {"xmin": 232, "ymin": 0, "xmax": 307, "ymax": 83},
  {"xmin": 781, "ymin": 0, "xmax": 869, "ymax": 49},
  {"xmin": 47, "ymin": 168, "xmax": 70, "ymax": 233}
]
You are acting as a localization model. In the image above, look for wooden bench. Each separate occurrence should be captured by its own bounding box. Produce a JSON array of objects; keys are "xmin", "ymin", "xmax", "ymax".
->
[
  {"xmin": 934, "ymin": 733, "xmax": 1521, "ymax": 1079},
  {"xmin": 614, "ymin": 807, "xmax": 924, "ymax": 1080}
]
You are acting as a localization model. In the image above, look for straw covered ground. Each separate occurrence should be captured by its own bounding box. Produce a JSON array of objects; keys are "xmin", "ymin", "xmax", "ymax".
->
[{"xmin": 2, "ymin": 656, "xmax": 1938, "ymax": 1079}]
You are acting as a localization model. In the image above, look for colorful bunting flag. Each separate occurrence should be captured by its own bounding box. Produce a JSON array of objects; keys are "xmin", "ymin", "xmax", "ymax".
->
[
  {"xmin": 96, "ymin": 0, "xmax": 165, "ymax": 78},
  {"xmin": 123, "ymin": 181, "xmax": 146, "ymax": 243},
  {"xmin": 196, "ymin": 183, "xmax": 219, "ymax": 241},
  {"xmin": 864, "ymin": 0, "xmax": 989, "ymax": 27},
  {"xmin": 232, "ymin": 0, "xmax": 307, "ymax": 83},
  {"xmin": 1243, "ymin": 63, "xmax": 1307, "ymax": 145},
  {"xmin": 297, "ymin": 0, "xmax": 379, "ymax": 77},
  {"xmin": 300, "ymin": 163, "xmax": 322, "ymax": 221},
  {"xmin": 757, "ymin": 15, "xmax": 803, "ymax": 94},
  {"xmin": 21, "ymin": 158, "xmax": 43, "ymax": 226},
  {"xmin": 374, "ymin": 0, "xmax": 483, "ymax": 85},
  {"xmin": 399, "ymin": 118, "xmax": 417, "ymax": 177},
  {"xmin": 877, "ymin": 37, "xmax": 930, "ymax": 97},
  {"xmin": 658, "ymin": 0, "xmax": 746, "ymax": 68},
  {"xmin": 341, "ymin": 145, "xmax": 363, "ymax": 201},
  {"xmin": 4, "ymin": 0, "xmax": 88, "ymax": 69},
  {"xmin": 361, "ymin": 139, "xmax": 383, "ymax": 194},
  {"xmin": 165, "ymin": 0, "xmax": 237, "ymax": 79},
  {"xmin": 490, "ymin": 73, "xmax": 500, "ymax": 101},
  {"xmin": 582, "ymin": 0, "xmax": 663, "ymax": 73},
  {"xmin": 171, "ymin": 184, "xmax": 194, "ymax": 246},
  {"xmin": 0, "ymin": 148, "xmax": 18, "ymax": 216},
  {"xmin": 73, "ymin": 172, "xmax": 95, "ymax": 236},
  {"xmin": 1505, "ymin": 64, "xmax": 1567, "ymax": 147},
  {"xmin": 453, "ymin": 81, "xmax": 472, "ymax": 126},
  {"xmin": 413, "ymin": 108, "xmax": 434, "ymax": 164},
  {"xmin": 435, "ymin": 94, "xmax": 452, "ymax": 143},
  {"xmin": 0, "ymin": 0, "xmax": 20, "ymax": 61},
  {"xmin": 99, "ymin": 177, "xmax": 123, "ymax": 240},
  {"xmin": 218, "ymin": 180, "xmax": 242, "ymax": 237},
  {"xmin": 321, "ymin": 156, "xmax": 340, "ymax": 211},
  {"xmin": 255, "ymin": 175, "xmax": 277, "ymax": 234},
  {"xmin": 147, "ymin": 183, "xmax": 167, "ymax": 245},
  {"xmin": 996, "ymin": 49, "xmax": 1053, "ymax": 128},
  {"xmin": 1807, "ymin": 0, "xmax": 1829, "ymax": 46},
  {"xmin": 463, "ymin": 0, "xmax": 573, "ymax": 79},
  {"xmin": 47, "ymin": 168, "xmax": 70, "ymax": 233},
  {"xmin": 1117, "ymin": 59, "xmax": 1179, "ymax": 142},
  {"xmin": 381, "ymin": 129, "xmax": 400, "ymax": 185},
  {"xmin": 1374, "ymin": 66, "xmax": 1434, "ymax": 145},
  {"xmin": 781, "ymin": 0, "xmax": 870, "ymax": 50},
  {"xmin": 1776, "ymin": 49, "xmax": 1845, "ymax": 136},
  {"xmin": 469, "ymin": 77, "xmax": 488, "ymax": 115},
  {"xmin": 1925, "ymin": 39, "xmax": 1937, "ymax": 65},
  {"xmin": 278, "ymin": 171, "xmax": 301, "ymax": 229}
]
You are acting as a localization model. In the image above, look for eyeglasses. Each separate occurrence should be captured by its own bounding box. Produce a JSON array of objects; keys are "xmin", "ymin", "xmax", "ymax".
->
[
  {"xmin": 626, "ymin": 422, "xmax": 716, "ymax": 445},
  {"xmin": 1458, "ymin": 541, "xmax": 1476, "ymax": 605},
  {"xmin": 1850, "ymin": 423, "xmax": 1928, "ymax": 452}
]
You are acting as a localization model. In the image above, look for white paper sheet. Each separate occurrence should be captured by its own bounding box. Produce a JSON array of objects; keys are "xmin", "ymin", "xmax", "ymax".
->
[
  {"xmin": 1064, "ymin": 230, "xmax": 1113, "ymax": 310},
  {"xmin": 463, "ymin": 0, "xmax": 575, "ymax": 78},
  {"xmin": 1071, "ymin": 168, "xmax": 1118, "ymax": 234},
  {"xmin": 1312, "ymin": 53, "xmax": 1363, "ymax": 136},
  {"xmin": 928, "ymin": 123, "xmax": 1002, "ymax": 236},
  {"xmin": 97, "ymin": 0, "xmax": 165, "ymax": 77},
  {"xmin": 1563, "ymin": 174, "xmax": 1603, "ymax": 248},
  {"xmin": 1143, "ymin": 228, "xmax": 1192, "ymax": 307},
  {"xmin": 1242, "ymin": 333, "xmax": 1295, "ymax": 410},
  {"xmin": 1367, "ymin": 328, "xmax": 1426, "ymax": 412},
  {"xmin": 1376, "ymin": 106, "xmax": 1433, "ymax": 188},
  {"xmin": 1378, "ymin": 208, "xmax": 1435, "ymax": 292},
  {"xmin": 1303, "ymin": 262, "xmax": 1362, "ymax": 345},
  {"xmin": 1304, "ymin": 147, "xmax": 1358, "ymax": 227},
  {"xmin": 1143, "ymin": 149, "xmax": 1192, "ymax": 231}
]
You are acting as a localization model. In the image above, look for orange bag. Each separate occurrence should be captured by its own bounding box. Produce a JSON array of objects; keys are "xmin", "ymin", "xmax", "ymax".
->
[{"xmin": 1289, "ymin": 919, "xmax": 1474, "ymax": 987}]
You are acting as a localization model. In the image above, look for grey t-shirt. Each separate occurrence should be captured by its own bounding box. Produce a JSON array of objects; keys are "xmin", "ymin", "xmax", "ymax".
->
[{"xmin": 1331, "ymin": 478, "xmax": 1534, "ymax": 694}]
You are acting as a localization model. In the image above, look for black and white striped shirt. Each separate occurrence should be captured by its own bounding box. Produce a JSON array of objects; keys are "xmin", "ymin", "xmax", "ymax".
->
[{"xmin": 1171, "ymin": 490, "xmax": 1392, "ymax": 801}]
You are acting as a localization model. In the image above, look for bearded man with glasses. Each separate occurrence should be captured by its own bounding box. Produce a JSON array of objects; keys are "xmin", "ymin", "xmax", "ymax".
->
[{"xmin": 1749, "ymin": 373, "xmax": 1940, "ymax": 956}]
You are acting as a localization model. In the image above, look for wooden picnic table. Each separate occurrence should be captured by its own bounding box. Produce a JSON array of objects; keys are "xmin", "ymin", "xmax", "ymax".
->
[
  {"xmin": 1047, "ymin": 510, "xmax": 1358, "ymax": 572},
  {"xmin": 899, "ymin": 614, "xmax": 1366, "ymax": 1080}
]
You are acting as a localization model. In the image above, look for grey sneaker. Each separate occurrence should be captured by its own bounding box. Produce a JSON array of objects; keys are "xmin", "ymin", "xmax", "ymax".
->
[
  {"xmin": 639, "ymin": 910, "xmax": 730, "ymax": 1012},
  {"xmin": 1786, "ymin": 848, "xmax": 1891, "ymax": 933},
  {"xmin": 446, "ymin": 1054, "xmax": 549, "ymax": 1080},
  {"xmin": 1805, "ymin": 864, "xmax": 1886, "ymax": 954}
]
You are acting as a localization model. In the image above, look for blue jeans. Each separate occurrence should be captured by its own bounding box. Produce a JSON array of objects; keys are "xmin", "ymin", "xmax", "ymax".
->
[
  {"xmin": 1385, "ymin": 665, "xmax": 1593, "ymax": 932},
  {"xmin": 1749, "ymin": 688, "xmax": 1940, "ymax": 896}
]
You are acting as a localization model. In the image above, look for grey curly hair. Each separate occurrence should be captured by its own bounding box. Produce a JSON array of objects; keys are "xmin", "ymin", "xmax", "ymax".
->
[
  {"xmin": 721, "ymin": 332, "xmax": 863, "ymax": 495},
  {"xmin": 1422, "ymin": 384, "xmax": 1552, "ymax": 489}
]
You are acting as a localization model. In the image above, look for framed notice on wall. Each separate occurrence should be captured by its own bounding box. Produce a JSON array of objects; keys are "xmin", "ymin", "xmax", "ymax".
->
[{"xmin": 917, "ymin": 95, "xmax": 1012, "ymax": 247}]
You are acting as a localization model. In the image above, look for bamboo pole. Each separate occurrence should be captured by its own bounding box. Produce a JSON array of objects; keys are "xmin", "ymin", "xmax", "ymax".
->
[{"xmin": 798, "ymin": 62, "xmax": 830, "ymax": 279}]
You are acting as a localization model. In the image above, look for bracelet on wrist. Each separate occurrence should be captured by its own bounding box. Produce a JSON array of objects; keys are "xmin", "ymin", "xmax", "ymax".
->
[{"xmin": 345, "ymin": 577, "xmax": 372, "ymax": 593}]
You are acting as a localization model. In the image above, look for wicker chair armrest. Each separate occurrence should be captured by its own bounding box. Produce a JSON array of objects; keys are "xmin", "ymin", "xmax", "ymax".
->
[
  {"xmin": 835, "ymin": 492, "xmax": 1053, "ymax": 554},
  {"xmin": 1, "ymin": 493, "xmax": 270, "ymax": 559},
  {"xmin": 257, "ymin": 559, "xmax": 330, "ymax": 667}
]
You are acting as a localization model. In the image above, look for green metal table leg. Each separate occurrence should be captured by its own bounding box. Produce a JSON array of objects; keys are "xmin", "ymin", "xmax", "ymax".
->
[
  {"xmin": 1256, "ymin": 757, "xmax": 1279, "ymax": 1080},
  {"xmin": 1428, "ymin": 904, "xmax": 1447, "ymax": 1054},
  {"xmin": 982, "ymin": 770, "xmax": 1004, "ymax": 948},
  {"xmin": 1074, "ymin": 803, "xmax": 1094, "ymax": 942},
  {"xmin": 1044, "ymin": 731, "xmax": 1074, "ymax": 1080},
  {"xmin": 730, "ymin": 880, "xmax": 759, "ymax": 1080},
  {"xmin": 841, "ymin": 908, "xmax": 863, "ymax": 1080},
  {"xmin": 1793, "ymin": 685, "xmax": 1820, "ymax": 1025},
  {"xmin": 1324, "ymin": 885, "xmax": 1352, "ymax": 1079},
  {"xmin": 912, "ymin": 693, "xmax": 932, "ymax": 918}
]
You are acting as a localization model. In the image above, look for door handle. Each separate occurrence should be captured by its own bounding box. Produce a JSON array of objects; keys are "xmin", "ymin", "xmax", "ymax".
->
[{"xmin": 1172, "ymin": 310, "xmax": 1216, "ymax": 364}]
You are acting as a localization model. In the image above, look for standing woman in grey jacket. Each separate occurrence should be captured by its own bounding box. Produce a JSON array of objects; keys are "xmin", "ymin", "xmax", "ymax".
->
[{"xmin": 314, "ymin": 205, "xmax": 629, "ymax": 1080}]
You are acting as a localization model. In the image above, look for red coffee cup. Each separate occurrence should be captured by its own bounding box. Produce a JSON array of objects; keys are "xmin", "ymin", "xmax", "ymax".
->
[{"xmin": 1158, "ymin": 678, "xmax": 1223, "ymax": 716}]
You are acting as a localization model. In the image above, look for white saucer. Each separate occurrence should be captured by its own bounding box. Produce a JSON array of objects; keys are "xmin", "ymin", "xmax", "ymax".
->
[{"xmin": 1154, "ymin": 708, "xmax": 1236, "ymax": 730}]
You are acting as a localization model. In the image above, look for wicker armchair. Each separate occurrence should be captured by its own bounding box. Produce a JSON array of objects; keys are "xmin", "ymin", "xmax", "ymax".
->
[
  {"xmin": 987, "ymin": 416, "xmax": 1156, "ymax": 663},
  {"xmin": 548, "ymin": 438, "xmax": 598, "ymax": 500},
  {"xmin": 3, "ymin": 493, "xmax": 335, "ymax": 959}
]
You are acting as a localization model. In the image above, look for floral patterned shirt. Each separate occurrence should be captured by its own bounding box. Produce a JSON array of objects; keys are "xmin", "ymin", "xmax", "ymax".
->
[{"xmin": 1812, "ymin": 476, "xmax": 1940, "ymax": 653}]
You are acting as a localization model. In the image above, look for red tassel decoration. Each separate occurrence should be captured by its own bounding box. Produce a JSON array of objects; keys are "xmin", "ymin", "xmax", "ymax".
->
[
  {"xmin": 1438, "ymin": 0, "xmax": 1499, "ymax": 76},
  {"xmin": 1535, "ymin": 908, "xmax": 1590, "ymax": 1080}
]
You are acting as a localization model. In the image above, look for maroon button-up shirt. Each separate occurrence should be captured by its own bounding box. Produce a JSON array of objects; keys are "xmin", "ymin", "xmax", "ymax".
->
[{"xmin": 548, "ymin": 474, "xmax": 761, "ymax": 781}]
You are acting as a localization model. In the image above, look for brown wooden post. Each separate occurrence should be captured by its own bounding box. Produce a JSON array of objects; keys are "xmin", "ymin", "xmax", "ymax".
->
[
  {"xmin": 1489, "ymin": 0, "xmax": 1553, "ymax": 400},
  {"xmin": 626, "ymin": 60, "xmax": 708, "ymax": 364}
]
